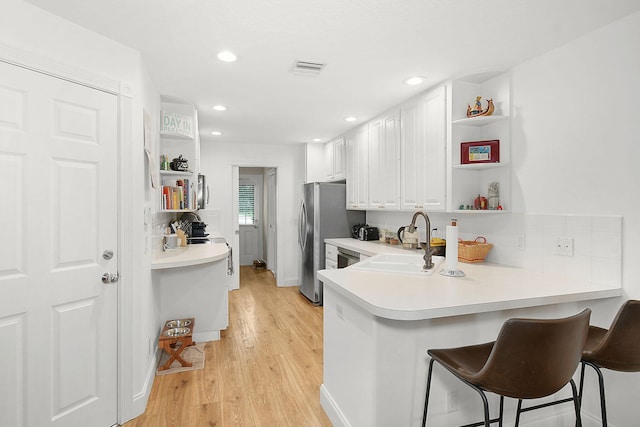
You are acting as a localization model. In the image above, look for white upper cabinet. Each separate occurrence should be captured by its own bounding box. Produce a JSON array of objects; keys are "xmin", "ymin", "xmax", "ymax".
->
[
  {"xmin": 324, "ymin": 137, "xmax": 346, "ymax": 182},
  {"xmin": 400, "ymin": 85, "xmax": 447, "ymax": 211},
  {"xmin": 333, "ymin": 137, "xmax": 346, "ymax": 180},
  {"xmin": 368, "ymin": 109, "xmax": 401, "ymax": 210},
  {"xmin": 345, "ymin": 124, "xmax": 369, "ymax": 210},
  {"xmin": 305, "ymin": 143, "xmax": 325, "ymax": 183}
]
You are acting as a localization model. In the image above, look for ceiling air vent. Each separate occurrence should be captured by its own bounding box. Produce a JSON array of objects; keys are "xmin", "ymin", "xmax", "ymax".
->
[{"xmin": 289, "ymin": 60, "xmax": 326, "ymax": 76}]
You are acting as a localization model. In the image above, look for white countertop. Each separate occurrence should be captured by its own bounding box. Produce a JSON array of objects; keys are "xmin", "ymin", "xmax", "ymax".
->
[
  {"xmin": 319, "ymin": 239, "xmax": 622, "ymax": 321},
  {"xmin": 325, "ymin": 237, "xmax": 425, "ymax": 256},
  {"xmin": 151, "ymin": 242, "xmax": 229, "ymax": 270}
]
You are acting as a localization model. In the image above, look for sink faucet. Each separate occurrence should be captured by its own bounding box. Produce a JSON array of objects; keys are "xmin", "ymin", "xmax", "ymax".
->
[{"xmin": 409, "ymin": 210, "xmax": 437, "ymax": 270}]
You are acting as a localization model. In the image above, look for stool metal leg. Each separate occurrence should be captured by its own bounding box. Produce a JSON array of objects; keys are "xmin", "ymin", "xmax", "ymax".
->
[
  {"xmin": 582, "ymin": 361, "xmax": 607, "ymax": 427},
  {"xmin": 570, "ymin": 379, "xmax": 583, "ymax": 427},
  {"xmin": 515, "ymin": 399, "xmax": 523, "ymax": 427},
  {"xmin": 423, "ymin": 358, "xmax": 435, "ymax": 427},
  {"xmin": 425, "ymin": 358, "xmax": 504, "ymax": 427}
]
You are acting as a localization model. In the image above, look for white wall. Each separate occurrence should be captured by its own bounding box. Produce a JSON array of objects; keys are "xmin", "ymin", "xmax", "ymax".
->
[
  {"xmin": 199, "ymin": 141, "xmax": 306, "ymax": 287},
  {"xmin": 367, "ymin": 11, "xmax": 640, "ymax": 427},
  {"xmin": 1, "ymin": 1, "xmax": 159, "ymax": 423}
]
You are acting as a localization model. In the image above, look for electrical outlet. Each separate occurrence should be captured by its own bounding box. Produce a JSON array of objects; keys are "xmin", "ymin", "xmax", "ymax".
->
[
  {"xmin": 446, "ymin": 390, "xmax": 458, "ymax": 412},
  {"xmin": 516, "ymin": 234, "xmax": 526, "ymax": 250},
  {"xmin": 554, "ymin": 237, "xmax": 574, "ymax": 256}
]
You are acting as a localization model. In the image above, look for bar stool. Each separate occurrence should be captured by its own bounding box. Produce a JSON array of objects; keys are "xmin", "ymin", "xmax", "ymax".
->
[
  {"xmin": 578, "ymin": 300, "xmax": 640, "ymax": 426},
  {"xmin": 422, "ymin": 309, "xmax": 591, "ymax": 427}
]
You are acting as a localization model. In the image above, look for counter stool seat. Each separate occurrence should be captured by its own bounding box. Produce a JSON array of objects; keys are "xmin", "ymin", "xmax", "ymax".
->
[
  {"xmin": 422, "ymin": 309, "xmax": 591, "ymax": 427},
  {"xmin": 578, "ymin": 300, "xmax": 640, "ymax": 426}
]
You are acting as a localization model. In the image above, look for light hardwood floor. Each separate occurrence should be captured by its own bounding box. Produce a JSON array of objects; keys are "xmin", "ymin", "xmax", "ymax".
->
[{"xmin": 123, "ymin": 266, "xmax": 332, "ymax": 427}]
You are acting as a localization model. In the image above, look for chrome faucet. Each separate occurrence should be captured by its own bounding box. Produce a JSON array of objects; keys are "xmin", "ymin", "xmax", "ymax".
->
[{"xmin": 409, "ymin": 210, "xmax": 437, "ymax": 270}]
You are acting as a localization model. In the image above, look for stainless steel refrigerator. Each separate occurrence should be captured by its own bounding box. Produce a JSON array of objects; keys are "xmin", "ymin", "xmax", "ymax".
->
[{"xmin": 298, "ymin": 182, "xmax": 365, "ymax": 305}]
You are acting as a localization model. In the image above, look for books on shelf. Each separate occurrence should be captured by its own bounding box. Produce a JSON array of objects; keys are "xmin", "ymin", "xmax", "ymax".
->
[{"xmin": 161, "ymin": 178, "xmax": 195, "ymax": 210}]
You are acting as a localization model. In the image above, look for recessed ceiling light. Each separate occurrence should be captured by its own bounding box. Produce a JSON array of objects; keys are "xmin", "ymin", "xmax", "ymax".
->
[
  {"xmin": 217, "ymin": 51, "xmax": 237, "ymax": 62},
  {"xmin": 213, "ymin": 105, "xmax": 227, "ymax": 111},
  {"xmin": 211, "ymin": 131, "xmax": 223, "ymax": 136},
  {"xmin": 344, "ymin": 117, "xmax": 357, "ymax": 122},
  {"xmin": 312, "ymin": 138, "xmax": 323, "ymax": 142},
  {"xmin": 403, "ymin": 76, "xmax": 425, "ymax": 86}
]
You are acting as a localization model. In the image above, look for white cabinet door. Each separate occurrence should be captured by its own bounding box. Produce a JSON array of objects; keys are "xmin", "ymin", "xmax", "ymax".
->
[
  {"xmin": 333, "ymin": 137, "xmax": 346, "ymax": 180},
  {"xmin": 325, "ymin": 244, "xmax": 338, "ymax": 263},
  {"xmin": 345, "ymin": 125, "xmax": 369, "ymax": 210},
  {"xmin": 401, "ymin": 86, "xmax": 446, "ymax": 211},
  {"xmin": 421, "ymin": 86, "xmax": 447, "ymax": 210},
  {"xmin": 324, "ymin": 137, "xmax": 346, "ymax": 182},
  {"xmin": 324, "ymin": 139, "xmax": 334, "ymax": 181},
  {"xmin": 345, "ymin": 130, "xmax": 358, "ymax": 208},
  {"xmin": 369, "ymin": 110, "xmax": 401, "ymax": 210},
  {"xmin": 305, "ymin": 143, "xmax": 326, "ymax": 183}
]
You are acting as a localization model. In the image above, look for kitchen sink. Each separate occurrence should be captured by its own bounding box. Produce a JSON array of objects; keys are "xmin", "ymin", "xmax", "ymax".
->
[{"xmin": 352, "ymin": 253, "xmax": 445, "ymax": 276}]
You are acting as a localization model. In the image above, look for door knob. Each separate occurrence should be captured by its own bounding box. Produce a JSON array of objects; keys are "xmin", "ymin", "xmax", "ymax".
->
[{"xmin": 101, "ymin": 272, "xmax": 119, "ymax": 284}]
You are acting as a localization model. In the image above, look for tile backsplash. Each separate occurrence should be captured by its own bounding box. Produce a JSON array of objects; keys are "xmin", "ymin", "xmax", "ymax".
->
[{"xmin": 366, "ymin": 211, "xmax": 622, "ymax": 287}]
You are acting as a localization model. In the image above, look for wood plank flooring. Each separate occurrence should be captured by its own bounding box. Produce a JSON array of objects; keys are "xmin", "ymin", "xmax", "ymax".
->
[{"xmin": 123, "ymin": 266, "xmax": 332, "ymax": 427}]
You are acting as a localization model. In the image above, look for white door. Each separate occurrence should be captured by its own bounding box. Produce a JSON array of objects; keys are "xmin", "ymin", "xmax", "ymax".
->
[
  {"xmin": 265, "ymin": 168, "xmax": 277, "ymax": 275},
  {"xmin": 239, "ymin": 174, "xmax": 263, "ymax": 266},
  {"xmin": 0, "ymin": 61, "xmax": 118, "ymax": 427}
]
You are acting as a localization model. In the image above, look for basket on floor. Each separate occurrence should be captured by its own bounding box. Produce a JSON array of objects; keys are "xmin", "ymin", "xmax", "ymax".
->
[{"xmin": 458, "ymin": 236, "xmax": 493, "ymax": 263}]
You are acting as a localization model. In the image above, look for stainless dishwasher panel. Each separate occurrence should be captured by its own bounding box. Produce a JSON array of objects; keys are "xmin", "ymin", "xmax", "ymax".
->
[{"xmin": 337, "ymin": 247, "xmax": 360, "ymax": 269}]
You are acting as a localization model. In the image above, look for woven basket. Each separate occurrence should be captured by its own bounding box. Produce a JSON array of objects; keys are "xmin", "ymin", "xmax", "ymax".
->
[{"xmin": 458, "ymin": 236, "xmax": 493, "ymax": 263}]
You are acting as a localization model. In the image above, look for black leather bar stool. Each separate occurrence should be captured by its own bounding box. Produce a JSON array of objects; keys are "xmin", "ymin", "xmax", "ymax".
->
[
  {"xmin": 422, "ymin": 309, "xmax": 591, "ymax": 427},
  {"xmin": 578, "ymin": 300, "xmax": 640, "ymax": 426}
]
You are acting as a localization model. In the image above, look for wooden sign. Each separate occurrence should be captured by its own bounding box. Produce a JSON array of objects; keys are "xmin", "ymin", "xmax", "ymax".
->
[{"xmin": 160, "ymin": 111, "xmax": 194, "ymax": 138}]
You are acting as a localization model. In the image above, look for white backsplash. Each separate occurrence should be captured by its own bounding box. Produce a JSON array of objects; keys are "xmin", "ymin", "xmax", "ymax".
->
[{"xmin": 365, "ymin": 211, "xmax": 622, "ymax": 287}]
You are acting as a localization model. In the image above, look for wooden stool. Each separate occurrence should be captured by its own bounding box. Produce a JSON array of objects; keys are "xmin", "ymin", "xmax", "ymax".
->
[{"xmin": 158, "ymin": 317, "xmax": 195, "ymax": 371}]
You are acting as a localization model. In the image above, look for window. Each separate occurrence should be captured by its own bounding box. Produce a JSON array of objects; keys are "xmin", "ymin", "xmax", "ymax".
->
[{"xmin": 239, "ymin": 183, "xmax": 256, "ymax": 225}]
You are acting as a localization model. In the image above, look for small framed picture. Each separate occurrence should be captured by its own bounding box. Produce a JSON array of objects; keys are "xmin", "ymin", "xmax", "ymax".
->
[{"xmin": 461, "ymin": 140, "xmax": 500, "ymax": 164}]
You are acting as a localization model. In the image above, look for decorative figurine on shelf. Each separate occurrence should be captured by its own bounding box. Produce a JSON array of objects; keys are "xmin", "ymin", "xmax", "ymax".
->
[
  {"xmin": 488, "ymin": 182, "xmax": 500, "ymax": 210},
  {"xmin": 170, "ymin": 154, "xmax": 189, "ymax": 172},
  {"xmin": 466, "ymin": 96, "xmax": 495, "ymax": 118}
]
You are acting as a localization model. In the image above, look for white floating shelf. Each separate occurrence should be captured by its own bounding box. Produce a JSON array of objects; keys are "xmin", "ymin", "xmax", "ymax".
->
[
  {"xmin": 453, "ymin": 162, "xmax": 508, "ymax": 170},
  {"xmin": 452, "ymin": 115, "xmax": 508, "ymax": 127}
]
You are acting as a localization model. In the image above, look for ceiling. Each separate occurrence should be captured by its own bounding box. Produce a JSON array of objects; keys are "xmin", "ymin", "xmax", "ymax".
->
[{"xmin": 24, "ymin": 0, "xmax": 640, "ymax": 145}]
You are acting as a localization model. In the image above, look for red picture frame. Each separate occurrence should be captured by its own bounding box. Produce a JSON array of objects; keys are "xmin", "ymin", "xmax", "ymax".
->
[{"xmin": 461, "ymin": 140, "xmax": 500, "ymax": 164}]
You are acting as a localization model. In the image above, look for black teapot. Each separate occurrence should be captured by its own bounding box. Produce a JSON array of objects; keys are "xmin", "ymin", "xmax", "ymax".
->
[{"xmin": 170, "ymin": 154, "xmax": 189, "ymax": 172}]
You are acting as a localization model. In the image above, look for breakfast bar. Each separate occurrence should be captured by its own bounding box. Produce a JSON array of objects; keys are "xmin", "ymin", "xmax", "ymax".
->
[
  {"xmin": 152, "ymin": 241, "xmax": 230, "ymax": 342},
  {"xmin": 318, "ymin": 258, "xmax": 622, "ymax": 427}
]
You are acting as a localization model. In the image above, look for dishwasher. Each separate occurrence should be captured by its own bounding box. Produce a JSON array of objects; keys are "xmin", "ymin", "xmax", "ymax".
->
[{"xmin": 337, "ymin": 247, "xmax": 360, "ymax": 269}]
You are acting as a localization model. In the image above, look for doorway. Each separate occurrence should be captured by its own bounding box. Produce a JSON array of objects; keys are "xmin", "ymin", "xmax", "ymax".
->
[
  {"xmin": 233, "ymin": 166, "xmax": 278, "ymax": 288},
  {"xmin": 239, "ymin": 169, "xmax": 264, "ymax": 266}
]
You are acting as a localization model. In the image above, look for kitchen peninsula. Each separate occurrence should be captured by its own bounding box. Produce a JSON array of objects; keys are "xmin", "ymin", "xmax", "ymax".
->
[
  {"xmin": 318, "ymin": 253, "xmax": 621, "ymax": 427},
  {"xmin": 152, "ymin": 241, "xmax": 230, "ymax": 342}
]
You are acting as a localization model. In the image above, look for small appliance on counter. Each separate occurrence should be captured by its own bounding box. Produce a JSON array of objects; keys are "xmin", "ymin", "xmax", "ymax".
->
[
  {"xmin": 188, "ymin": 221, "xmax": 210, "ymax": 244},
  {"xmin": 352, "ymin": 224, "xmax": 380, "ymax": 241}
]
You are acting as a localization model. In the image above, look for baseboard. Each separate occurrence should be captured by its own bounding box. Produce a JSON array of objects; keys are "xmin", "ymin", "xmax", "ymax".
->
[
  {"xmin": 277, "ymin": 276, "xmax": 300, "ymax": 287},
  {"xmin": 194, "ymin": 331, "xmax": 220, "ymax": 342},
  {"xmin": 320, "ymin": 384, "xmax": 351, "ymax": 427},
  {"xmin": 124, "ymin": 351, "xmax": 158, "ymax": 424}
]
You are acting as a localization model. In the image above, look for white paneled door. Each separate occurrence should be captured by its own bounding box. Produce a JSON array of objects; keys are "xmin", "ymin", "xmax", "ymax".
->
[
  {"xmin": 239, "ymin": 174, "xmax": 263, "ymax": 266},
  {"xmin": 0, "ymin": 61, "xmax": 118, "ymax": 426}
]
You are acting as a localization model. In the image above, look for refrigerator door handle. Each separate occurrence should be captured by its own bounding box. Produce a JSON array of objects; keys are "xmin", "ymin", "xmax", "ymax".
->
[{"xmin": 298, "ymin": 200, "xmax": 307, "ymax": 251}]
